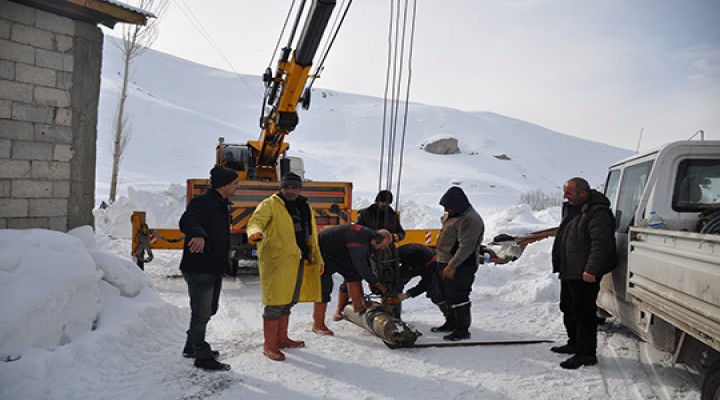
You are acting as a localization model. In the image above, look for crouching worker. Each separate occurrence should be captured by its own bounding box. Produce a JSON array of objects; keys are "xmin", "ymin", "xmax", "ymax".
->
[
  {"xmin": 312, "ymin": 225, "xmax": 393, "ymax": 335},
  {"xmin": 247, "ymin": 172, "xmax": 324, "ymax": 361},
  {"xmin": 430, "ymin": 186, "xmax": 484, "ymax": 341}
]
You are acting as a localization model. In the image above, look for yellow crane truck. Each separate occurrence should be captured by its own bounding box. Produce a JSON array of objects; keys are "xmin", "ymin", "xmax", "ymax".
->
[{"xmin": 130, "ymin": 0, "xmax": 438, "ymax": 274}]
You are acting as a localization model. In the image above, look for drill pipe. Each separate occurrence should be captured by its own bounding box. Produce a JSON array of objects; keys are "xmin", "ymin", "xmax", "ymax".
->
[{"xmin": 342, "ymin": 302, "xmax": 421, "ymax": 348}]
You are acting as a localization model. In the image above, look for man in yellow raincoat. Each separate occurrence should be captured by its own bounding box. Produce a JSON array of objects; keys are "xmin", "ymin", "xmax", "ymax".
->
[{"xmin": 246, "ymin": 172, "xmax": 324, "ymax": 361}]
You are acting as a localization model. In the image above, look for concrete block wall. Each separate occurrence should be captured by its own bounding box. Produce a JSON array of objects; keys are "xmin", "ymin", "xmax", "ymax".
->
[{"xmin": 0, "ymin": 0, "xmax": 102, "ymax": 231}]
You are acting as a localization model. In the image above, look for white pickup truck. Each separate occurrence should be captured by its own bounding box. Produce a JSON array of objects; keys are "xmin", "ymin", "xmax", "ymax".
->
[{"xmin": 597, "ymin": 140, "xmax": 720, "ymax": 399}]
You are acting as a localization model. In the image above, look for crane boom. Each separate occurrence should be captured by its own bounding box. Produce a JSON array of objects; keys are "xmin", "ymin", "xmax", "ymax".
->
[{"xmin": 247, "ymin": 0, "xmax": 336, "ymax": 181}]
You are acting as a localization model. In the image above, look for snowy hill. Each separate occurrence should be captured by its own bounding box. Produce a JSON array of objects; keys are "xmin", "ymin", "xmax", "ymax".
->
[{"xmin": 96, "ymin": 38, "xmax": 632, "ymax": 222}]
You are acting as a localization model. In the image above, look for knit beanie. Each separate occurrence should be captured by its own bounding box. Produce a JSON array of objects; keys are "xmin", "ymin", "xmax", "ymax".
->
[
  {"xmin": 280, "ymin": 172, "xmax": 303, "ymax": 188},
  {"xmin": 210, "ymin": 165, "xmax": 238, "ymax": 188},
  {"xmin": 375, "ymin": 190, "xmax": 393, "ymax": 203}
]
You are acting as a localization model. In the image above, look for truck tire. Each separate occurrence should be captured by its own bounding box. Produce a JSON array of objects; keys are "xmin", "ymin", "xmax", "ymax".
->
[{"xmin": 703, "ymin": 360, "xmax": 720, "ymax": 400}]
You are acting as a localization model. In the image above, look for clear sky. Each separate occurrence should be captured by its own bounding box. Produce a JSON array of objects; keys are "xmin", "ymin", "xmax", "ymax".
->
[{"xmin": 117, "ymin": 0, "xmax": 720, "ymax": 151}]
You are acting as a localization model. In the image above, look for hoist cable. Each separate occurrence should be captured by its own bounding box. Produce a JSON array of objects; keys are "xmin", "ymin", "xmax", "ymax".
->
[{"xmin": 394, "ymin": 0, "xmax": 417, "ymax": 207}]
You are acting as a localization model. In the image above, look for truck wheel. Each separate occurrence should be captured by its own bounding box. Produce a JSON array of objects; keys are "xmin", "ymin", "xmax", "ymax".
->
[{"xmin": 703, "ymin": 360, "xmax": 720, "ymax": 400}]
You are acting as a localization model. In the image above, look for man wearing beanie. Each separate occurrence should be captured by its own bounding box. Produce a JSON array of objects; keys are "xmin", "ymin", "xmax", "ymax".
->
[
  {"xmin": 430, "ymin": 186, "xmax": 484, "ymax": 341},
  {"xmin": 178, "ymin": 165, "xmax": 238, "ymax": 371},
  {"xmin": 246, "ymin": 172, "xmax": 323, "ymax": 361}
]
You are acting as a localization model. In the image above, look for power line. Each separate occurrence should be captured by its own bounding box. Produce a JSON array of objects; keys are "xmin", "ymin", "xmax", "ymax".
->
[{"xmin": 173, "ymin": 0, "xmax": 261, "ymax": 101}]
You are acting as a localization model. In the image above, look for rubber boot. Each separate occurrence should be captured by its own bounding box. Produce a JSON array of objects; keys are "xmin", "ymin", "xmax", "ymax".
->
[
  {"xmin": 278, "ymin": 314, "xmax": 305, "ymax": 349},
  {"xmin": 444, "ymin": 303, "xmax": 471, "ymax": 341},
  {"xmin": 431, "ymin": 303, "xmax": 456, "ymax": 333},
  {"xmin": 332, "ymin": 290, "xmax": 349, "ymax": 321},
  {"xmin": 263, "ymin": 318, "xmax": 285, "ymax": 361},
  {"xmin": 312, "ymin": 302, "xmax": 334, "ymax": 335},
  {"xmin": 346, "ymin": 281, "xmax": 367, "ymax": 313}
]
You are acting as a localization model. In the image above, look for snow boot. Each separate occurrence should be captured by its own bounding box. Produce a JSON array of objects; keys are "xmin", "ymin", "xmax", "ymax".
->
[
  {"xmin": 312, "ymin": 302, "xmax": 334, "ymax": 335},
  {"xmin": 332, "ymin": 289, "xmax": 349, "ymax": 321},
  {"xmin": 431, "ymin": 303, "xmax": 456, "ymax": 333},
  {"xmin": 263, "ymin": 318, "xmax": 286, "ymax": 361},
  {"xmin": 182, "ymin": 341, "xmax": 219, "ymax": 359},
  {"xmin": 346, "ymin": 281, "xmax": 367, "ymax": 313},
  {"xmin": 194, "ymin": 357, "xmax": 231, "ymax": 372},
  {"xmin": 443, "ymin": 303, "xmax": 471, "ymax": 341},
  {"xmin": 559, "ymin": 354, "xmax": 597, "ymax": 369},
  {"xmin": 278, "ymin": 314, "xmax": 305, "ymax": 349}
]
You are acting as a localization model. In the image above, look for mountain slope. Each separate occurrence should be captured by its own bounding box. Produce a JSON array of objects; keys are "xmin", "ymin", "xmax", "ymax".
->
[{"xmin": 96, "ymin": 38, "xmax": 633, "ymax": 218}]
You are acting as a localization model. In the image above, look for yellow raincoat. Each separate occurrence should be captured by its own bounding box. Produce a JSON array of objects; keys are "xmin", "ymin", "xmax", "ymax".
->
[{"xmin": 246, "ymin": 194, "xmax": 324, "ymax": 305}]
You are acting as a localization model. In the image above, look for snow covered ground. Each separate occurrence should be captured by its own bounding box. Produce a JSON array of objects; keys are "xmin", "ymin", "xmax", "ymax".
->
[{"xmin": 0, "ymin": 194, "xmax": 703, "ymax": 400}]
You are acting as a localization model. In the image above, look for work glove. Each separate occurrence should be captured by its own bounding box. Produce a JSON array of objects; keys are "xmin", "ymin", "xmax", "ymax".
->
[
  {"xmin": 248, "ymin": 232, "xmax": 264, "ymax": 244},
  {"xmin": 392, "ymin": 233, "xmax": 400, "ymax": 243},
  {"xmin": 371, "ymin": 282, "xmax": 389, "ymax": 295}
]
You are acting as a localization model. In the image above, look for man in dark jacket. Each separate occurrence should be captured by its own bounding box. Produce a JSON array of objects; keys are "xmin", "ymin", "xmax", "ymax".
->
[
  {"xmin": 551, "ymin": 177, "xmax": 617, "ymax": 369},
  {"xmin": 355, "ymin": 190, "xmax": 406, "ymax": 241},
  {"xmin": 179, "ymin": 165, "xmax": 238, "ymax": 372},
  {"xmin": 311, "ymin": 224, "xmax": 392, "ymax": 335},
  {"xmin": 430, "ymin": 186, "xmax": 484, "ymax": 341},
  {"xmin": 332, "ymin": 190, "xmax": 406, "ymax": 320},
  {"xmin": 396, "ymin": 243, "xmax": 437, "ymax": 301}
]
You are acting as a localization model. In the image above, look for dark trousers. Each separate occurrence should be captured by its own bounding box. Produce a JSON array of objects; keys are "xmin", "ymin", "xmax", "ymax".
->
[
  {"xmin": 559, "ymin": 279, "xmax": 600, "ymax": 356},
  {"xmin": 429, "ymin": 261, "xmax": 478, "ymax": 306},
  {"xmin": 183, "ymin": 272, "xmax": 222, "ymax": 359},
  {"xmin": 320, "ymin": 254, "xmax": 362, "ymax": 303}
]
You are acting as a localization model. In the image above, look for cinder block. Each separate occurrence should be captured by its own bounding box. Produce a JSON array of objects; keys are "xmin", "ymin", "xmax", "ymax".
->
[
  {"xmin": 0, "ymin": 98, "xmax": 11, "ymax": 118},
  {"xmin": 61, "ymin": 53, "xmax": 73, "ymax": 72},
  {"xmin": 34, "ymin": 124, "xmax": 72, "ymax": 144},
  {"xmin": 0, "ymin": 179, "xmax": 10, "ymax": 196},
  {"xmin": 56, "ymin": 71, "xmax": 72, "ymax": 89},
  {"xmin": 31, "ymin": 160, "xmax": 70, "ymax": 180},
  {"xmin": 0, "ymin": 60, "xmax": 13, "ymax": 80},
  {"xmin": 12, "ymin": 102, "xmax": 53, "ymax": 124},
  {"xmin": 12, "ymin": 140, "xmax": 53, "ymax": 160},
  {"xmin": 0, "ymin": 159, "xmax": 31, "ymax": 178},
  {"xmin": 0, "ymin": 19, "xmax": 10, "ymax": 39},
  {"xmin": 0, "ymin": 197, "xmax": 29, "ymax": 217},
  {"xmin": 11, "ymin": 23, "xmax": 54, "ymax": 50},
  {"xmin": 34, "ymin": 86, "xmax": 69, "ymax": 107},
  {"xmin": 54, "ymin": 107, "xmax": 71, "ymax": 126},
  {"xmin": 0, "ymin": 1, "xmax": 35, "ymax": 25},
  {"xmin": 0, "ymin": 139, "xmax": 9, "ymax": 157},
  {"xmin": 16, "ymin": 63, "xmax": 55, "ymax": 86},
  {"xmin": 29, "ymin": 197, "xmax": 68, "ymax": 217},
  {"xmin": 53, "ymin": 144, "xmax": 73, "ymax": 161},
  {"xmin": 0, "ymin": 218, "xmax": 6, "ymax": 229},
  {"xmin": 52, "ymin": 180, "xmax": 70, "ymax": 197},
  {"xmin": 54, "ymin": 35, "xmax": 73, "ymax": 53},
  {"xmin": 8, "ymin": 217, "xmax": 49, "ymax": 229},
  {"xmin": 0, "ymin": 79, "xmax": 33, "ymax": 102},
  {"xmin": 0, "ymin": 38, "xmax": 34, "ymax": 64},
  {"xmin": 0, "ymin": 119, "xmax": 33, "ymax": 140},
  {"xmin": 35, "ymin": 9, "xmax": 74, "ymax": 36},
  {"xmin": 11, "ymin": 179, "xmax": 51, "ymax": 197},
  {"xmin": 48, "ymin": 215, "xmax": 67, "ymax": 231},
  {"xmin": 35, "ymin": 48, "xmax": 63, "ymax": 70}
]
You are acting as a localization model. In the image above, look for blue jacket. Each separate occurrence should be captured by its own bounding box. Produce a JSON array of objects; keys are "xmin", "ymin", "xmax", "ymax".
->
[{"xmin": 179, "ymin": 189, "xmax": 231, "ymax": 274}]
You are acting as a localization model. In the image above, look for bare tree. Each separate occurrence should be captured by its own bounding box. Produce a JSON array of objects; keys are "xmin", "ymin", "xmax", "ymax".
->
[{"xmin": 109, "ymin": 0, "xmax": 167, "ymax": 203}]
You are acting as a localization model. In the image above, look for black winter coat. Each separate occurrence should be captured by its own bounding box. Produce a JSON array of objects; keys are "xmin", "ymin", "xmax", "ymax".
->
[
  {"xmin": 397, "ymin": 243, "xmax": 436, "ymax": 298},
  {"xmin": 552, "ymin": 190, "xmax": 617, "ymax": 280},
  {"xmin": 179, "ymin": 189, "xmax": 231, "ymax": 274},
  {"xmin": 355, "ymin": 204, "xmax": 406, "ymax": 241},
  {"xmin": 319, "ymin": 224, "xmax": 379, "ymax": 283}
]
